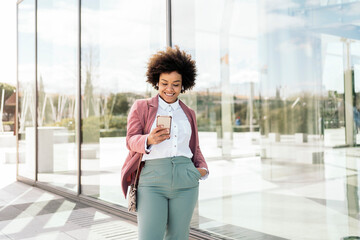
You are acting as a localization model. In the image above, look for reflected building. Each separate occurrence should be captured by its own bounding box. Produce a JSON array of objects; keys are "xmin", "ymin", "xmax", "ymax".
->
[{"xmin": 16, "ymin": 0, "xmax": 360, "ymax": 239}]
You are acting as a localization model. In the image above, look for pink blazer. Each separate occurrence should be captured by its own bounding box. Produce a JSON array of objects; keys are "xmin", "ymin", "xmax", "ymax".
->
[{"xmin": 121, "ymin": 94, "xmax": 208, "ymax": 197}]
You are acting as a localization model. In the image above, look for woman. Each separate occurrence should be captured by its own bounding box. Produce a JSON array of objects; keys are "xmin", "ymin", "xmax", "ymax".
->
[{"xmin": 121, "ymin": 46, "xmax": 209, "ymax": 240}]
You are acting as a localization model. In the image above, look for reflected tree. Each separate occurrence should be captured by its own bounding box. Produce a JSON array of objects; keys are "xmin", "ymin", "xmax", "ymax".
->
[{"xmin": 107, "ymin": 93, "xmax": 129, "ymax": 116}]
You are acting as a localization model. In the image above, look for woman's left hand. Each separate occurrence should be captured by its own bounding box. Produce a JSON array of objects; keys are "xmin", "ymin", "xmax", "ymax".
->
[{"xmin": 196, "ymin": 168, "xmax": 207, "ymax": 177}]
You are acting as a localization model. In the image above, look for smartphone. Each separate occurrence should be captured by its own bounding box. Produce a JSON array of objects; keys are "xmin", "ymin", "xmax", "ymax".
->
[{"xmin": 156, "ymin": 115, "xmax": 172, "ymax": 135}]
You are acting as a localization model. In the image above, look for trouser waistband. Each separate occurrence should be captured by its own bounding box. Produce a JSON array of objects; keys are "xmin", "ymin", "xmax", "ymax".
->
[{"xmin": 144, "ymin": 156, "xmax": 192, "ymax": 165}]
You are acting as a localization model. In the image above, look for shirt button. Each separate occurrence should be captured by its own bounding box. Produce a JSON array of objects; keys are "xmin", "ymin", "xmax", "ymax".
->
[
  {"xmin": 174, "ymin": 126, "xmax": 177, "ymax": 128},
  {"xmin": 174, "ymin": 145, "xmax": 176, "ymax": 147},
  {"xmin": 175, "ymin": 135, "xmax": 177, "ymax": 137}
]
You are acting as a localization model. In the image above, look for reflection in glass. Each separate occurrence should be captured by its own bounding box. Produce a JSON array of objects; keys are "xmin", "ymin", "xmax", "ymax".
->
[
  {"xmin": 18, "ymin": 0, "xmax": 36, "ymax": 180},
  {"xmin": 173, "ymin": 0, "xmax": 360, "ymax": 239},
  {"xmin": 80, "ymin": 0, "xmax": 166, "ymax": 205},
  {"xmin": 36, "ymin": 0, "xmax": 78, "ymax": 191}
]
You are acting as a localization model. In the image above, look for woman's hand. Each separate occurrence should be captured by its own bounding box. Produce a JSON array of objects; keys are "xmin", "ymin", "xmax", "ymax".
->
[
  {"xmin": 147, "ymin": 126, "xmax": 170, "ymax": 146},
  {"xmin": 196, "ymin": 168, "xmax": 207, "ymax": 177}
]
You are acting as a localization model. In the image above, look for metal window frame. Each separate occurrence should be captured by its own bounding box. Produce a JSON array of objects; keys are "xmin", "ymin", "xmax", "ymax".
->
[
  {"xmin": 77, "ymin": 0, "xmax": 82, "ymax": 196},
  {"xmin": 16, "ymin": 0, "xmax": 19, "ymax": 179},
  {"xmin": 166, "ymin": 0, "xmax": 172, "ymax": 47},
  {"xmin": 35, "ymin": 0, "xmax": 38, "ymax": 182}
]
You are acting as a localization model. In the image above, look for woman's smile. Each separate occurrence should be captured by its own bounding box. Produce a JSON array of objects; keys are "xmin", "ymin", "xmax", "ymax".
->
[{"xmin": 158, "ymin": 71, "xmax": 182, "ymax": 103}]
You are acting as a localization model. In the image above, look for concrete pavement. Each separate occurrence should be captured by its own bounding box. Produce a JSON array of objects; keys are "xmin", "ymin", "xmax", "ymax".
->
[{"xmin": 0, "ymin": 164, "xmax": 138, "ymax": 240}]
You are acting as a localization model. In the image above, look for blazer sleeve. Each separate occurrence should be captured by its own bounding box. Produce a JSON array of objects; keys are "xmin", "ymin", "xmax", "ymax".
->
[
  {"xmin": 126, "ymin": 100, "xmax": 148, "ymax": 154},
  {"xmin": 191, "ymin": 110, "xmax": 209, "ymax": 171}
]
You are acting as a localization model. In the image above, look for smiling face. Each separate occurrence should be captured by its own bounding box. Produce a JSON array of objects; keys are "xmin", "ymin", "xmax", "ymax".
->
[{"xmin": 158, "ymin": 71, "xmax": 182, "ymax": 104}]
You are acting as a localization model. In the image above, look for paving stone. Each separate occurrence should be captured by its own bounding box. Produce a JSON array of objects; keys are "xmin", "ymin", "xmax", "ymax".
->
[
  {"xmin": 0, "ymin": 216, "xmax": 45, "ymax": 239},
  {"xmin": 0, "ymin": 200, "xmax": 7, "ymax": 208},
  {"xmin": 17, "ymin": 231, "xmax": 76, "ymax": 240},
  {"xmin": 0, "ymin": 231, "xmax": 11, "ymax": 240},
  {"xmin": 0, "ymin": 205, "xmax": 32, "ymax": 221}
]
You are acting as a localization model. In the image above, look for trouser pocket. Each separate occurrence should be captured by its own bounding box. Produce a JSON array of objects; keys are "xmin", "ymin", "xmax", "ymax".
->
[
  {"xmin": 173, "ymin": 162, "xmax": 200, "ymax": 189},
  {"xmin": 139, "ymin": 163, "xmax": 172, "ymax": 187}
]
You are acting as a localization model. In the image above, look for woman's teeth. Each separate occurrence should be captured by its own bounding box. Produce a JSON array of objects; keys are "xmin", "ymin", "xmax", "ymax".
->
[{"xmin": 165, "ymin": 93, "xmax": 174, "ymax": 96}]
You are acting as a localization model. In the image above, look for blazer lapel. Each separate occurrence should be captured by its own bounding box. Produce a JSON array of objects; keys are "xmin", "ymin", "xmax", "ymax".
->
[
  {"xmin": 145, "ymin": 94, "xmax": 158, "ymax": 133},
  {"xmin": 179, "ymin": 100, "xmax": 197, "ymax": 160}
]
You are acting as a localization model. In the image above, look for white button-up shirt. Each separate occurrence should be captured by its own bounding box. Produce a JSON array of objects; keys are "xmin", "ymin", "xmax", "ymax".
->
[{"xmin": 143, "ymin": 96, "xmax": 193, "ymax": 160}]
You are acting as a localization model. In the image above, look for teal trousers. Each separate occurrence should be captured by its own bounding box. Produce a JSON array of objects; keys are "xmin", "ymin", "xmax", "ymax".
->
[{"xmin": 137, "ymin": 156, "xmax": 201, "ymax": 240}]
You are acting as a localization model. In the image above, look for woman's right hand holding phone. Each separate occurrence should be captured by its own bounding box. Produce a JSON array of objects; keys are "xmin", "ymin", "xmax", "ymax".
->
[{"xmin": 147, "ymin": 126, "xmax": 170, "ymax": 146}]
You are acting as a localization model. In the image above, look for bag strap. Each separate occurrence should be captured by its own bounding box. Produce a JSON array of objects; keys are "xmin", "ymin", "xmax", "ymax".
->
[
  {"xmin": 133, "ymin": 99, "xmax": 150, "ymax": 187},
  {"xmin": 133, "ymin": 153, "xmax": 143, "ymax": 187}
]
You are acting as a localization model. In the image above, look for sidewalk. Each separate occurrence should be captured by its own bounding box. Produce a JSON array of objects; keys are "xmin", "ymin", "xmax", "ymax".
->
[{"xmin": 0, "ymin": 164, "xmax": 138, "ymax": 240}]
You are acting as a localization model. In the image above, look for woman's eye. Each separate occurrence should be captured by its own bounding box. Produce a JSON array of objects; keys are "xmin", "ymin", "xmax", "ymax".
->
[
  {"xmin": 162, "ymin": 83, "xmax": 167, "ymax": 86},
  {"xmin": 173, "ymin": 85, "xmax": 179, "ymax": 87}
]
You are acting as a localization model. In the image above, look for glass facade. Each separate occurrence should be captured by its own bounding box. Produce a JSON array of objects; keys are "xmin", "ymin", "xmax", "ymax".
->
[{"xmin": 17, "ymin": 0, "xmax": 360, "ymax": 239}]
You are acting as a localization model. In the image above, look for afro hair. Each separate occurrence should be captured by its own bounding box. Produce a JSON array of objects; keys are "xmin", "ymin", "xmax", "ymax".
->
[{"xmin": 146, "ymin": 46, "xmax": 197, "ymax": 93}]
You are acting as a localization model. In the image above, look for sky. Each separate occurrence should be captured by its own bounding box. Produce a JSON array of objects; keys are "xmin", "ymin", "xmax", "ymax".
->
[{"xmin": 0, "ymin": 0, "xmax": 17, "ymax": 87}]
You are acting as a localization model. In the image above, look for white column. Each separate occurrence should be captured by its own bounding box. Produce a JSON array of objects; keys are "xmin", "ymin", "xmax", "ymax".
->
[{"xmin": 343, "ymin": 39, "xmax": 355, "ymax": 146}]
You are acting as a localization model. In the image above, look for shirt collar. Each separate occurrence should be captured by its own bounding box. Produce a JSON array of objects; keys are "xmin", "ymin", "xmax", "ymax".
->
[{"xmin": 158, "ymin": 95, "xmax": 180, "ymax": 111}]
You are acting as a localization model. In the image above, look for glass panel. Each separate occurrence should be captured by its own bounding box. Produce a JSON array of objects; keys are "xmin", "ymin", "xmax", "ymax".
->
[
  {"xmin": 173, "ymin": 0, "xmax": 360, "ymax": 239},
  {"xmin": 17, "ymin": 0, "xmax": 36, "ymax": 180},
  {"xmin": 322, "ymin": 35, "xmax": 346, "ymax": 147},
  {"xmin": 81, "ymin": 0, "xmax": 166, "ymax": 205},
  {"xmin": 36, "ymin": 0, "xmax": 79, "ymax": 191}
]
